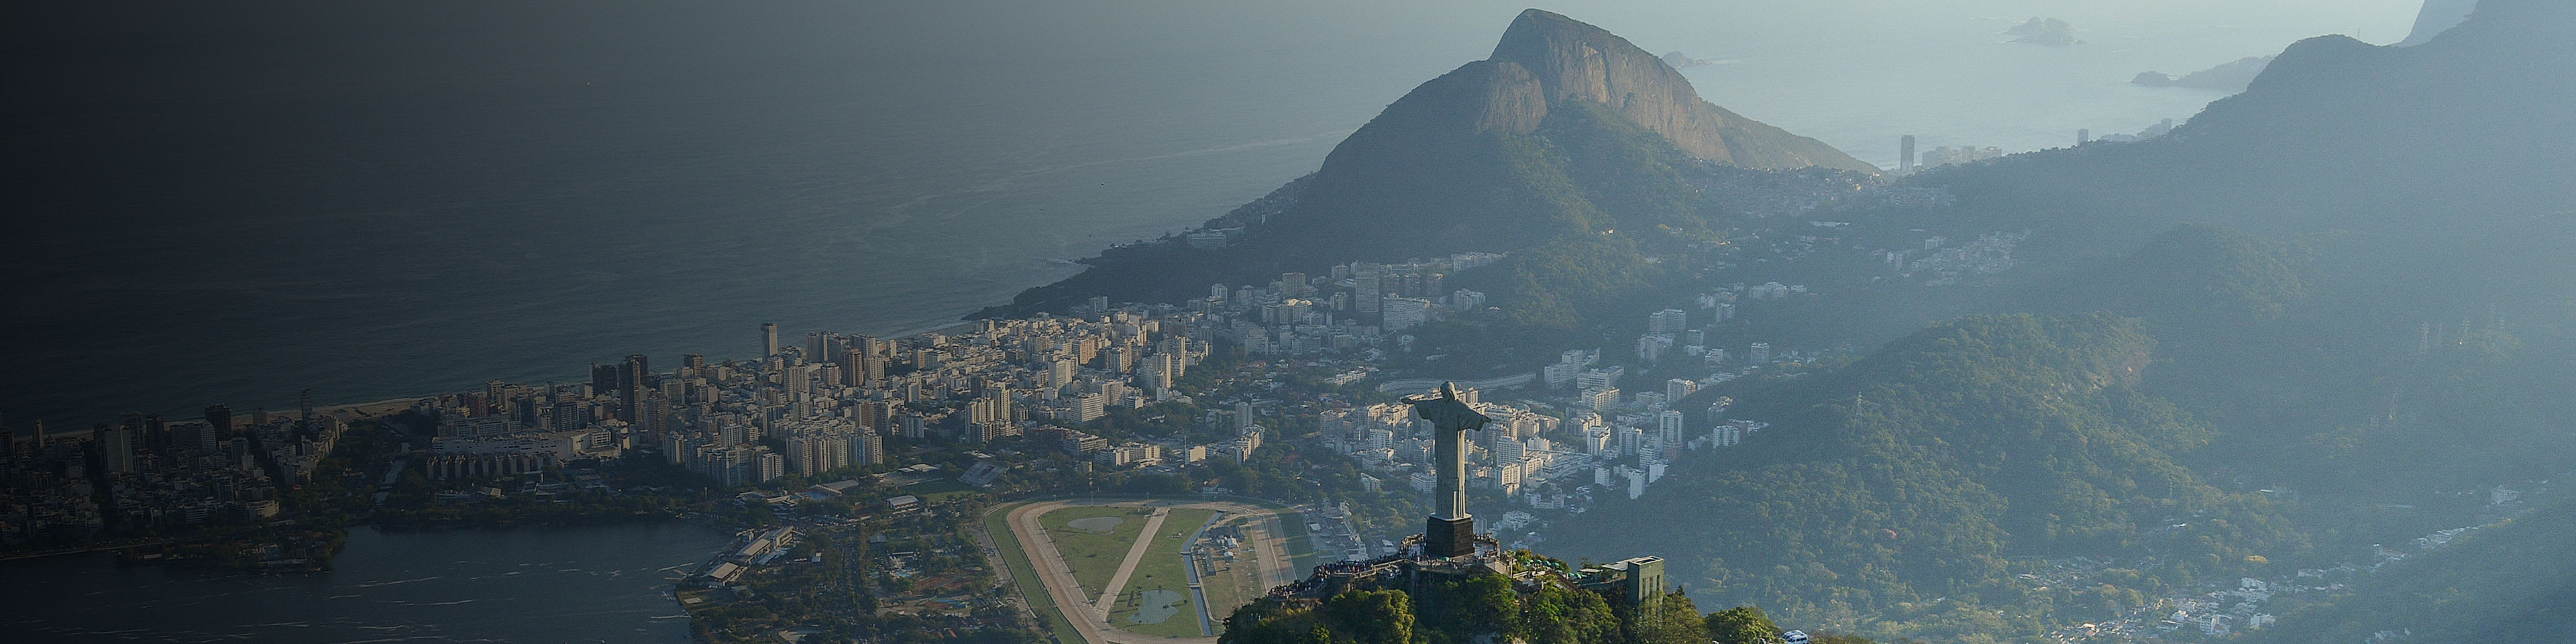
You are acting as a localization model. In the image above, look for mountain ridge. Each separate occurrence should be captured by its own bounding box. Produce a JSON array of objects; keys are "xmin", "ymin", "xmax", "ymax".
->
[{"xmin": 1904, "ymin": 0, "xmax": 2576, "ymax": 261}]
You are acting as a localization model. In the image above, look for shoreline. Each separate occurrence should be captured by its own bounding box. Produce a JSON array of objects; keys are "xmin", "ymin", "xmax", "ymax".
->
[
  {"xmin": 5, "ymin": 511, "xmax": 703, "ymax": 566},
  {"xmin": 36, "ymin": 317, "xmax": 998, "ymax": 434}
]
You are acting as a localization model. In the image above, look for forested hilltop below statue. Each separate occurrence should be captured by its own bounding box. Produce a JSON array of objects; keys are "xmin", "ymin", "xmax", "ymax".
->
[{"xmin": 1226, "ymin": 383, "xmax": 1879, "ymax": 644}]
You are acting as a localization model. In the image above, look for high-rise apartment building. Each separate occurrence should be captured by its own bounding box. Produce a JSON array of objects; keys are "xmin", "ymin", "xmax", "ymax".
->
[
  {"xmin": 620, "ymin": 354, "xmax": 650, "ymax": 394},
  {"xmin": 1900, "ymin": 134, "xmax": 1917, "ymax": 174},
  {"xmin": 1381, "ymin": 297, "xmax": 1434, "ymax": 331},
  {"xmin": 1353, "ymin": 264, "xmax": 1383, "ymax": 313},
  {"xmin": 203, "ymin": 405, "xmax": 233, "ymax": 441},
  {"xmin": 591, "ymin": 363, "xmax": 619, "ymax": 395},
  {"xmin": 859, "ymin": 431, "xmax": 885, "ymax": 466},
  {"xmin": 97, "ymin": 425, "xmax": 136, "ymax": 473},
  {"xmin": 1666, "ymin": 378, "xmax": 1699, "ymax": 403},
  {"xmin": 1648, "ymin": 309, "xmax": 1688, "ymax": 335}
]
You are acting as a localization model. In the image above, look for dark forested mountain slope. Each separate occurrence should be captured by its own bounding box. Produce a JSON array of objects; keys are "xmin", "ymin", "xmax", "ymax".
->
[
  {"xmin": 2253, "ymin": 497, "xmax": 2576, "ymax": 644},
  {"xmin": 1554, "ymin": 314, "xmax": 2304, "ymax": 637},
  {"xmin": 2006, "ymin": 221, "xmax": 2576, "ymax": 498}
]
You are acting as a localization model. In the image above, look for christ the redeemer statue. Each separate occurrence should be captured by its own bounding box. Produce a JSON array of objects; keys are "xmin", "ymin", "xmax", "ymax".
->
[{"xmin": 1405, "ymin": 382, "xmax": 1489, "ymax": 558}]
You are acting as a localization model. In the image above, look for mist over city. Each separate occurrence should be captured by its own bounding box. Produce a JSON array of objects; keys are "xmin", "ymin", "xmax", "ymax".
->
[{"xmin": 5, "ymin": 1, "xmax": 2568, "ymax": 643}]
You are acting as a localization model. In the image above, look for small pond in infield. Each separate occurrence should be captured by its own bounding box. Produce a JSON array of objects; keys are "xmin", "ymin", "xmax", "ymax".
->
[
  {"xmin": 1068, "ymin": 516, "xmax": 1127, "ymax": 533},
  {"xmin": 1127, "ymin": 589, "xmax": 1186, "ymax": 625}
]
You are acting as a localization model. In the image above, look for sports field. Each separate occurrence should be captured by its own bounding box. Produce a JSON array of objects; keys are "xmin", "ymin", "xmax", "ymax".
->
[
  {"xmin": 986, "ymin": 499, "xmax": 1300, "ymax": 644},
  {"xmin": 1108, "ymin": 507, "xmax": 1214, "ymax": 637},
  {"xmin": 1038, "ymin": 505, "xmax": 1155, "ymax": 591}
]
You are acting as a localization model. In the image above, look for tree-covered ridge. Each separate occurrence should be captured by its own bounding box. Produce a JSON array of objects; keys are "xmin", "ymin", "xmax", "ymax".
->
[
  {"xmin": 2013, "ymin": 221, "xmax": 2576, "ymax": 498},
  {"xmin": 2055, "ymin": 223, "xmax": 2316, "ymax": 328},
  {"xmin": 1220, "ymin": 568, "xmax": 1875, "ymax": 644},
  {"xmin": 1556, "ymin": 314, "xmax": 2303, "ymax": 639}
]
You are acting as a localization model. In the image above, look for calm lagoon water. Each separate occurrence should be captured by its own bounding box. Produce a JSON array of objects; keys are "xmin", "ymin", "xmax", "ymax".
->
[{"xmin": 0, "ymin": 523, "xmax": 729, "ymax": 643}]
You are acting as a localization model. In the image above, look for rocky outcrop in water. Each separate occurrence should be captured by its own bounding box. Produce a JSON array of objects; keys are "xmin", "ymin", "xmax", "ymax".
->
[{"xmin": 2004, "ymin": 17, "xmax": 2080, "ymax": 46}]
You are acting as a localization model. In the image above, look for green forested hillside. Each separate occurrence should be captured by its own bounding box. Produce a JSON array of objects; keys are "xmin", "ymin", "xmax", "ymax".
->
[
  {"xmin": 1558, "ymin": 314, "xmax": 2305, "ymax": 639},
  {"xmin": 1220, "ymin": 572, "xmax": 1852, "ymax": 644},
  {"xmin": 2252, "ymin": 498, "xmax": 2576, "ymax": 644},
  {"xmin": 2010, "ymin": 221, "xmax": 2576, "ymax": 499}
]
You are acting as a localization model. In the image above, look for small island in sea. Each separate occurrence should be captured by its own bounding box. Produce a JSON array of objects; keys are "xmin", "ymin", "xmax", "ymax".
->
[
  {"xmin": 1660, "ymin": 50, "xmax": 1715, "ymax": 68},
  {"xmin": 2004, "ymin": 17, "xmax": 2081, "ymax": 46}
]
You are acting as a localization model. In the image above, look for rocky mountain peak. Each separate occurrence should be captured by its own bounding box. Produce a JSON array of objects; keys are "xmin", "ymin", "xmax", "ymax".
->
[
  {"xmin": 1477, "ymin": 8, "xmax": 1875, "ymax": 172},
  {"xmin": 1490, "ymin": 8, "xmax": 1678, "ymax": 106}
]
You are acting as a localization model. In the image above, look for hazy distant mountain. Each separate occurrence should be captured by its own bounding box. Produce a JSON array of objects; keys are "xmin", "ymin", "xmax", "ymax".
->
[
  {"xmin": 2130, "ymin": 55, "xmax": 2273, "ymax": 92},
  {"xmin": 997, "ymin": 9, "xmax": 1871, "ymax": 317},
  {"xmin": 2399, "ymin": 0, "xmax": 2480, "ymax": 46},
  {"xmin": 1925, "ymin": 0, "xmax": 2576, "ymax": 248}
]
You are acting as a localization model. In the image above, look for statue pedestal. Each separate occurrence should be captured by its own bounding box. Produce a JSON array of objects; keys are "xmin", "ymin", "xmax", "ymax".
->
[{"xmin": 1425, "ymin": 515, "xmax": 1476, "ymax": 558}]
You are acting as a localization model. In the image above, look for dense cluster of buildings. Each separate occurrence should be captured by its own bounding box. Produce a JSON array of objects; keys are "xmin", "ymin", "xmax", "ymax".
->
[
  {"xmin": 1320, "ymin": 378, "xmax": 1768, "ymax": 524},
  {"xmin": 1879, "ymin": 231, "xmax": 2031, "ymax": 286},
  {"xmin": 415, "ymin": 313, "xmax": 1201, "ymax": 487},
  {"xmin": 397, "ymin": 252, "xmax": 1513, "ymax": 490},
  {"xmin": 1315, "ymin": 285, "xmax": 1825, "ymax": 557},
  {"xmin": 0, "ymin": 400, "xmax": 342, "ymax": 546},
  {"xmin": 1198, "ymin": 252, "xmax": 1504, "ymax": 354},
  {"xmin": 694, "ymin": 525, "xmax": 803, "ymax": 588},
  {"xmin": 1894, "ymin": 133, "xmax": 2006, "ymax": 174},
  {"xmin": 0, "ymin": 245, "xmax": 1527, "ymax": 551}
]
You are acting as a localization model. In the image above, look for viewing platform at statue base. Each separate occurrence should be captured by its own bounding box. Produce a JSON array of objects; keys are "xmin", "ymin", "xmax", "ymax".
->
[{"xmin": 1265, "ymin": 531, "xmax": 1507, "ymax": 602}]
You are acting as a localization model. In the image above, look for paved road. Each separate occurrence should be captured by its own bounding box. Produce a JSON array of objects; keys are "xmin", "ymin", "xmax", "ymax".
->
[
  {"xmin": 1000, "ymin": 499, "xmax": 1293, "ymax": 644},
  {"xmin": 1092, "ymin": 507, "xmax": 1171, "ymax": 618},
  {"xmin": 966, "ymin": 521, "xmax": 1032, "ymax": 621}
]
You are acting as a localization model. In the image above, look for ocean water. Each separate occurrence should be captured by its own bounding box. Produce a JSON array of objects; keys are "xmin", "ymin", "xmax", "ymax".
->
[
  {"xmin": 1, "ymin": 1, "xmax": 2418, "ymax": 427},
  {"xmin": 0, "ymin": 523, "xmax": 731, "ymax": 643}
]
